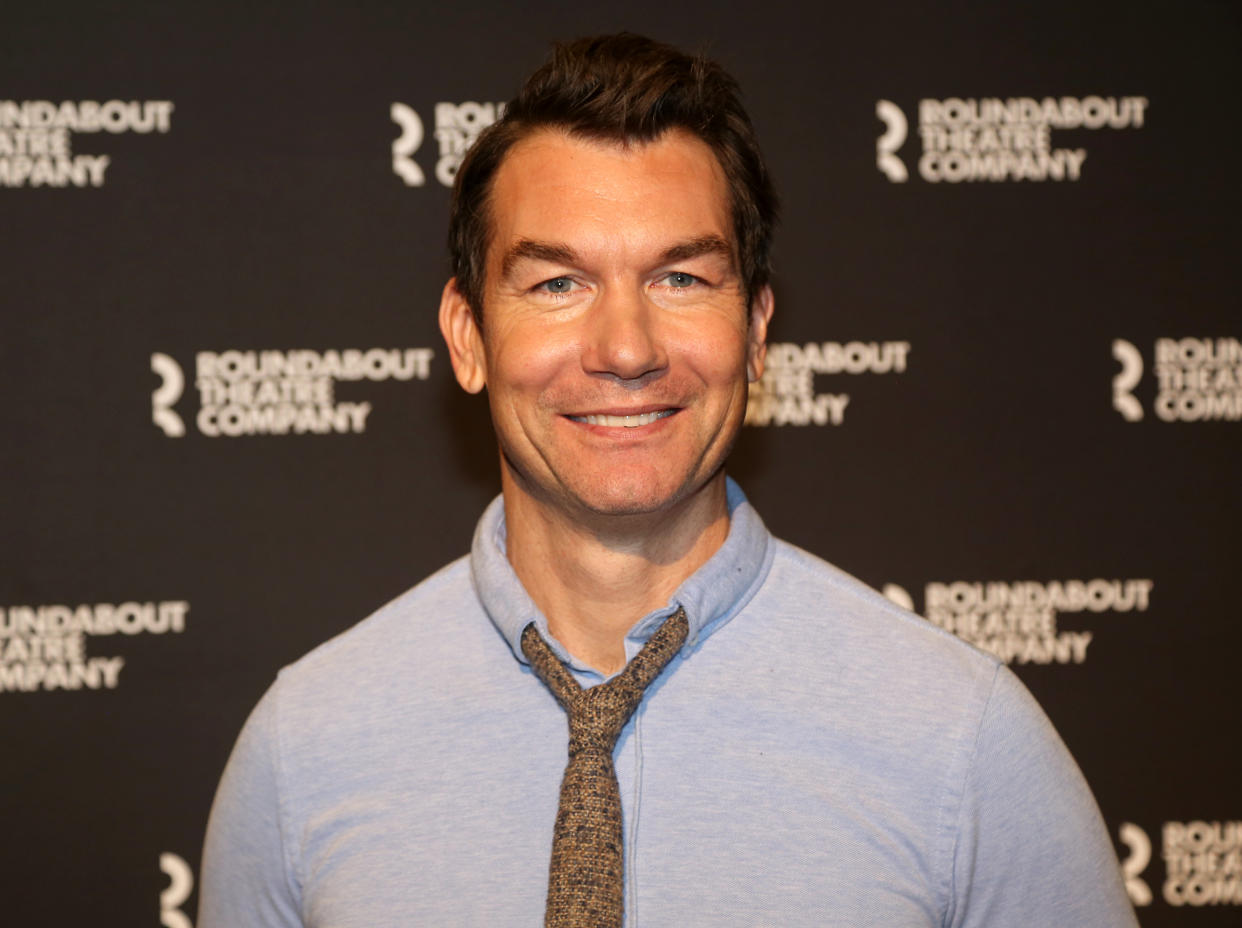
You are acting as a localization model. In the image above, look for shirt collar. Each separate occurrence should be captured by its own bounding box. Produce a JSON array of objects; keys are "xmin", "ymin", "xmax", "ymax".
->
[{"xmin": 470, "ymin": 477, "xmax": 773, "ymax": 676}]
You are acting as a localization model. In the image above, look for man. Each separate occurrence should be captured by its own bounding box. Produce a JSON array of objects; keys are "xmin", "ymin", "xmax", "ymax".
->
[{"xmin": 200, "ymin": 35, "xmax": 1137, "ymax": 927}]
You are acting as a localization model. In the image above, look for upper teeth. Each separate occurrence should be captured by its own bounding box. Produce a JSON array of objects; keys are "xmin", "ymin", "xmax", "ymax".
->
[{"xmin": 575, "ymin": 410, "xmax": 674, "ymax": 427}]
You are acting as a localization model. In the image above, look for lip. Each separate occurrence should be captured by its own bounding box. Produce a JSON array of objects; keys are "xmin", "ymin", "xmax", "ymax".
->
[
  {"xmin": 566, "ymin": 404, "xmax": 678, "ymax": 417},
  {"xmin": 563, "ymin": 405, "xmax": 681, "ymax": 430}
]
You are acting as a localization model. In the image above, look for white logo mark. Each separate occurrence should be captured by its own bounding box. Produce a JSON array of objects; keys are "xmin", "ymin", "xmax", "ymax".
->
[
  {"xmin": 151, "ymin": 352, "xmax": 185, "ymax": 437},
  {"xmin": 881, "ymin": 583, "xmax": 915, "ymax": 612},
  {"xmin": 1119, "ymin": 822, "xmax": 1153, "ymax": 906},
  {"xmin": 159, "ymin": 852, "xmax": 195, "ymax": 928},
  {"xmin": 391, "ymin": 103, "xmax": 425, "ymax": 186},
  {"xmin": 876, "ymin": 100, "xmax": 908, "ymax": 182},
  {"xmin": 1111, "ymin": 339, "xmax": 1144, "ymax": 422}
]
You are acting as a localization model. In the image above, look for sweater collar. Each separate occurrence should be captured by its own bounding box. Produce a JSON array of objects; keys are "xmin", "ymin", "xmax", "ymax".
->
[{"xmin": 470, "ymin": 477, "xmax": 773, "ymax": 677}]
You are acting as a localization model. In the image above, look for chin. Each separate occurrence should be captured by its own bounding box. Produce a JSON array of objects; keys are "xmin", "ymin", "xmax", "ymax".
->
[
  {"xmin": 562, "ymin": 470, "xmax": 712, "ymax": 519},
  {"xmin": 578, "ymin": 495, "xmax": 670, "ymax": 518}
]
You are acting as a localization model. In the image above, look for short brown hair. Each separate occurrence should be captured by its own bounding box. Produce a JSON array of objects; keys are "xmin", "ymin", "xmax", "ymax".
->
[{"xmin": 448, "ymin": 33, "xmax": 778, "ymax": 315}]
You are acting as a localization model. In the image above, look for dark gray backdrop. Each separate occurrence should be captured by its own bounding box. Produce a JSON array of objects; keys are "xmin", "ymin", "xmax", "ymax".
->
[{"xmin": 3, "ymin": 2, "xmax": 1239, "ymax": 924}]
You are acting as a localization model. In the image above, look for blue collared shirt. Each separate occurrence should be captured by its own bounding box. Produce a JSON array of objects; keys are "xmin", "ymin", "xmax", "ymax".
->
[{"xmin": 200, "ymin": 480, "xmax": 1138, "ymax": 927}]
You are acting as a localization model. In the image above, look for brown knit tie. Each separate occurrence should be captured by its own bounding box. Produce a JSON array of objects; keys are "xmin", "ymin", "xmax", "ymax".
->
[{"xmin": 521, "ymin": 607, "xmax": 689, "ymax": 928}]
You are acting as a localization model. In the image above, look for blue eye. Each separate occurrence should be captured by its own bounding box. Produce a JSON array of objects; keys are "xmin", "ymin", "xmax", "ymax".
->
[
  {"xmin": 665, "ymin": 272, "xmax": 697, "ymax": 288},
  {"xmin": 540, "ymin": 277, "xmax": 575, "ymax": 294}
]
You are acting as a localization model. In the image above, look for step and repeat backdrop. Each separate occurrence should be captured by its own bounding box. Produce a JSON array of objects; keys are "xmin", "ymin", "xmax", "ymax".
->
[{"xmin": 3, "ymin": 2, "xmax": 1238, "ymax": 925}]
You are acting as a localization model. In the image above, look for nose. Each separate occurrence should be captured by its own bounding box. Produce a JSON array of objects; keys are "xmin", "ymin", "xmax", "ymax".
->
[{"xmin": 581, "ymin": 286, "xmax": 668, "ymax": 385}]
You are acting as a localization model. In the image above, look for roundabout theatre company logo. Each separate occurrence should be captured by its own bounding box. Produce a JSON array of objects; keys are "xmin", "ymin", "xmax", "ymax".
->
[
  {"xmin": 882, "ymin": 578, "xmax": 1153, "ymax": 665},
  {"xmin": 150, "ymin": 348, "xmax": 434, "ymax": 438},
  {"xmin": 1112, "ymin": 337, "xmax": 1242, "ymax": 423},
  {"xmin": 745, "ymin": 340, "xmax": 910, "ymax": 427},
  {"xmin": 875, "ymin": 95, "xmax": 1147, "ymax": 183},
  {"xmin": 391, "ymin": 100, "xmax": 504, "ymax": 187},
  {"xmin": 0, "ymin": 600, "xmax": 188, "ymax": 694},
  {"xmin": 0, "ymin": 99, "xmax": 173, "ymax": 188},
  {"xmin": 1119, "ymin": 820, "xmax": 1242, "ymax": 909}
]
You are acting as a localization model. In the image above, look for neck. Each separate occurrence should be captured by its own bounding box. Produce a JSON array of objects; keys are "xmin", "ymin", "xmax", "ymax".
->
[{"xmin": 502, "ymin": 472, "xmax": 730, "ymax": 675}]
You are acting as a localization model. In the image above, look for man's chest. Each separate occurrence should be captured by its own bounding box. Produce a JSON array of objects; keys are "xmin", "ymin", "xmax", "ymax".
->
[{"xmin": 294, "ymin": 712, "xmax": 946, "ymax": 928}]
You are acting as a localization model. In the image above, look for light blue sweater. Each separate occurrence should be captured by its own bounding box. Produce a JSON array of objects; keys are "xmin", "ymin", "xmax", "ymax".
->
[{"xmin": 199, "ymin": 481, "xmax": 1137, "ymax": 926}]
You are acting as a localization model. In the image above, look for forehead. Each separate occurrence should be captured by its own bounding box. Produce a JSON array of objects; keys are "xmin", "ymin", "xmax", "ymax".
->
[{"xmin": 486, "ymin": 128, "xmax": 733, "ymax": 268}]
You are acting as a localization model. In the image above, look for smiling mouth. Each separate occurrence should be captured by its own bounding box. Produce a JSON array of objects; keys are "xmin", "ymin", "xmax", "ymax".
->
[{"xmin": 568, "ymin": 410, "xmax": 677, "ymax": 428}]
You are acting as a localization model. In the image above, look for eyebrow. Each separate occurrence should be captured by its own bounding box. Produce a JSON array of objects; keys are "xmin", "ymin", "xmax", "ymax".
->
[
  {"xmin": 498, "ymin": 235, "xmax": 736, "ymax": 280},
  {"xmin": 658, "ymin": 235, "xmax": 735, "ymax": 267},
  {"xmin": 500, "ymin": 240, "xmax": 579, "ymax": 279}
]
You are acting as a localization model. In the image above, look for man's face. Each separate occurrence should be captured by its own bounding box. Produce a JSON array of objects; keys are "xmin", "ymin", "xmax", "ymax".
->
[{"xmin": 441, "ymin": 127, "xmax": 772, "ymax": 522}]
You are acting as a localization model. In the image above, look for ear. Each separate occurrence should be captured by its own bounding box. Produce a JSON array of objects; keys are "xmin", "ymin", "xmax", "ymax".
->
[
  {"xmin": 745, "ymin": 285, "xmax": 775, "ymax": 383},
  {"xmin": 438, "ymin": 278, "xmax": 487, "ymax": 394}
]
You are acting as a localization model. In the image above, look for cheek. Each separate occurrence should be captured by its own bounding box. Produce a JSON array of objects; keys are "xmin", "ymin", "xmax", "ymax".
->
[
  {"xmin": 487, "ymin": 327, "xmax": 576, "ymax": 396},
  {"xmin": 676, "ymin": 319, "xmax": 751, "ymax": 388}
]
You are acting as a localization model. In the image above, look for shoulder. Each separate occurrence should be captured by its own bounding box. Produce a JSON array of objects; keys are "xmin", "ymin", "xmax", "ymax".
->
[
  {"xmin": 285, "ymin": 555, "xmax": 476, "ymax": 675},
  {"xmin": 754, "ymin": 537, "xmax": 1004, "ymax": 687},
  {"xmin": 752, "ymin": 541, "xmax": 1136, "ymax": 920},
  {"xmin": 727, "ymin": 537, "xmax": 1025, "ymax": 796},
  {"xmin": 262, "ymin": 555, "xmax": 500, "ymax": 729}
]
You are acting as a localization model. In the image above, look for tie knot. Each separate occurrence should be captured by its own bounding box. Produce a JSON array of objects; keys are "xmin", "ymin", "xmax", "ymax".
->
[
  {"xmin": 565, "ymin": 678, "xmax": 645, "ymax": 753},
  {"xmin": 521, "ymin": 607, "xmax": 690, "ymax": 748}
]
